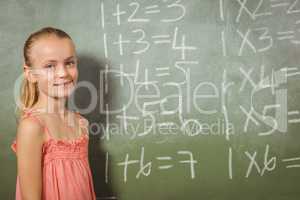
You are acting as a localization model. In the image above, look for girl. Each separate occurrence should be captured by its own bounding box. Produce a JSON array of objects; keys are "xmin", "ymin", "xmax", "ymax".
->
[{"xmin": 11, "ymin": 27, "xmax": 96, "ymax": 200}]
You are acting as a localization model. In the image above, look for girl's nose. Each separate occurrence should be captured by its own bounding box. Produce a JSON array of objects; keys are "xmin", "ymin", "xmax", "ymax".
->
[{"xmin": 56, "ymin": 64, "xmax": 68, "ymax": 77}]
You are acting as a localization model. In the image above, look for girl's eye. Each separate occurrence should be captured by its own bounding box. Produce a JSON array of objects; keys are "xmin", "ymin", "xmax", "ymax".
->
[
  {"xmin": 45, "ymin": 64, "xmax": 55, "ymax": 68},
  {"xmin": 66, "ymin": 61, "xmax": 75, "ymax": 67}
]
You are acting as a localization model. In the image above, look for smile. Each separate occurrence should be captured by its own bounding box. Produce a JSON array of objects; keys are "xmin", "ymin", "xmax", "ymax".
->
[{"xmin": 53, "ymin": 81, "xmax": 73, "ymax": 86}]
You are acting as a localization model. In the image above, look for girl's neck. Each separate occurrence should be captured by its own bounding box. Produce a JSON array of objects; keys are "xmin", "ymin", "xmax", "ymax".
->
[{"xmin": 31, "ymin": 99, "xmax": 69, "ymax": 117}]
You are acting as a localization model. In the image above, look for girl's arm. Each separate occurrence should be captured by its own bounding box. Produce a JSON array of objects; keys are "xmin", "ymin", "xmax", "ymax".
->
[{"xmin": 16, "ymin": 117, "xmax": 44, "ymax": 200}]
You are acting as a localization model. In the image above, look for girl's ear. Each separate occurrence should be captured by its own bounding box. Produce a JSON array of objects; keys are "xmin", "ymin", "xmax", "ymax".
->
[{"xmin": 23, "ymin": 64, "xmax": 38, "ymax": 83}]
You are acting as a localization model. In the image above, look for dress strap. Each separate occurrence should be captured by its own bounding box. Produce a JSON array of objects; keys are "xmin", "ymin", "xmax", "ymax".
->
[
  {"xmin": 20, "ymin": 108, "xmax": 50, "ymax": 137},
  {"xmin": 21, "ymin": 110, "xmax": 44, "ymax": 127},
  {"xmin": 74, "ymin": 112, "xmax": 89, "ymax": 135}
]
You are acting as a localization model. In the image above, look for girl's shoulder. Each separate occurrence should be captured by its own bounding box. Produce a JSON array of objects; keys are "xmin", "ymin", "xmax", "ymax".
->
[
  {"xmin": 16, "ymin": 115, "xmax": 45, "ymax": 140},
  {"xmin": 17, "ymin": 107, "xmax": 48, "ymax": 136},
  {"xmin": 12, "ymin": 109, "xmax": 46, "ymax": 153},
  {"xmin": 18, "ymin": 108, "xmax": 46, "ymax": 127},
  {"xmin": 18, "ymin": 109, "xmax": 44, "ymax": 127}
]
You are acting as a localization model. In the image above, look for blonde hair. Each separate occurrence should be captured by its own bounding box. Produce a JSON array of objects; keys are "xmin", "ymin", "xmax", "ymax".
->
[{"xmin": 15, "ymin": 27, "xmax": 73, "ymax": 119}]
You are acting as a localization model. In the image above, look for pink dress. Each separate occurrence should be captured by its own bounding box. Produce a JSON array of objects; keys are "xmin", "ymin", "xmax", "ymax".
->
[{"xmin": 11, "ymin": 108, "xmax": 96, "ymax": 200}]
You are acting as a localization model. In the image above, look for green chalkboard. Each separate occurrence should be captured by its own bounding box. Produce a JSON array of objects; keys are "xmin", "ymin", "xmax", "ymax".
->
[{"xmin": 1, "ymin": 0, "xmax": 300, "ymax": 199}]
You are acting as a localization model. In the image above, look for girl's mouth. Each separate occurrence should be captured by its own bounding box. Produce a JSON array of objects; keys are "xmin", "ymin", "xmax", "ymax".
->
[{"xmin": 53, "ymin": 81, "xmax": 73, "ymax": 86}]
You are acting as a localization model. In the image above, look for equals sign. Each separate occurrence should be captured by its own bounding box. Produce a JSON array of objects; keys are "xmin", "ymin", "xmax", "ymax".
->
[
  {"xmin": 156, "ymin": 67, "xmax": 170, "ymax": 77},
  {"xmin": 282, "ymin": 157, "xmax": 300, "ymax": 168},
  {"xmin": 145, "ymin": 5, "xmax": 160, "ymax": 14},
  {"xmin": 276, "ymin": 31, "xmax": 295, "ymax": 40},
  {"xmin": 156, "ymin": 156, "xmax": 174, "ymax": 170},
  {"xmin": 288, "ymin": 110, "xmax": 300, "ymax": 123},
  {"xmin": 270, "ymin": 0, "xmax": 289, "ymax": 8},
  {"xmin": 280, "ymin": 67, "xmax": 300, "ymax": 77},
  {"xmin": 152, "ymin": 35, "xmax": 171, "ymax": 44}
]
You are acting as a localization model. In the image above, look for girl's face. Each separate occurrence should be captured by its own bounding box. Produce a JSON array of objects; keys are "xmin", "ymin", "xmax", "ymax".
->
[{"xmin": 27, "ymin": 35, "xmax": 78, "ymax": 99}]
